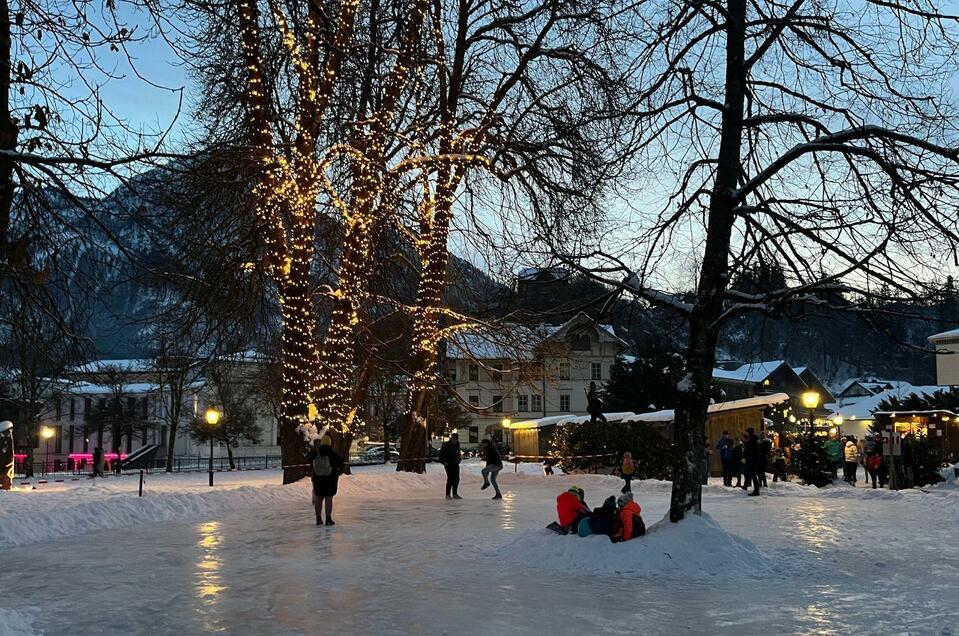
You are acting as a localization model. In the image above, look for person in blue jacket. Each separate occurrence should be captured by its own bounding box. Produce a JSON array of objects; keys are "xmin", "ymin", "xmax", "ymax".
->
[{"xmin": 715, "ymin": 431, "xmax": 735, "ymax": 486}]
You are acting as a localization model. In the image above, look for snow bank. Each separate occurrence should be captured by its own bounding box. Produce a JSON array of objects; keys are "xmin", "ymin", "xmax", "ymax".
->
[
  {"xmin": 0, "ymin": 467, "xmax": 445, "ymax": 549},
  {"xmin": 492, "ymin": 512, "xmax": 772, "ymax": 579},
  {"xmin": 0, "ymin": 607, "xmax": 42, "ymax": 636}
]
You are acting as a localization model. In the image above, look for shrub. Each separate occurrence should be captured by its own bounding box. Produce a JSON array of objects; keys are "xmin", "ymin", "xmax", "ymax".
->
[{"xmin": 551, "ymin": 420, "xmax": 673, "ymax": 480}]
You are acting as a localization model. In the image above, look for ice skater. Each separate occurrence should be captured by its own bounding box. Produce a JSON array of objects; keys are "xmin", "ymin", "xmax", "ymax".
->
[
  {"xmin": 619, "ymin": 451, "xmax": 636, "ymax": 493},
  {"xmin": 479, "ymin": 439, "xmax": 503, "ymax": 500},
  {"xmin": 308, "ymin": 435, "xmax": 344, "ymax": 525}
]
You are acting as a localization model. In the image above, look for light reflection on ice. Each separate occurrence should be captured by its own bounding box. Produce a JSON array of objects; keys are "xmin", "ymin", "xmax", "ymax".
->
[
  {"xmin": 195, "ymin": 521, "xmax": 227, "ymax": 631},
  {"xmin": 500, "ymin": 491, "xmax": 516, "ymax": 530},
  {"xmin": 792, "ymin": 500, "xmax": 840, "ymax": 554}
]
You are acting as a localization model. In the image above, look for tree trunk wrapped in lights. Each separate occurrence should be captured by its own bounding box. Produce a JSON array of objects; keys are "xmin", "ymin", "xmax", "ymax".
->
[{"xmin": 235, "ymin": 0, "xmax": 358, "ymax": 483}]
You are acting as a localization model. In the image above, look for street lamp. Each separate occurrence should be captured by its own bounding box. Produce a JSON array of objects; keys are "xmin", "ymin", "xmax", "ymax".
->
[
  {"xmin": 205, "ymin": 408, "xmax": 221, "ymax": 487},
  {"xmin": 40, "ymin": 426, "xmax": 55, "ymax": 475},
  {"xmin": 801, "ymin": 390, "xmax": 821, "ymax": 431}
]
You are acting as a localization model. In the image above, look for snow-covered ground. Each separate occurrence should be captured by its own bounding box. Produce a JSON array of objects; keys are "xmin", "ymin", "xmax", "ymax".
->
[{"xmin": 1, "ymin": 462, "xmax": 958, "ymax": 635}]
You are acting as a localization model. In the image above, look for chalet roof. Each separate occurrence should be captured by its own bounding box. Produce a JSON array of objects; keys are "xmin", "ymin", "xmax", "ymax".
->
[
  {"xmin": 712, "ymin": 360, "xmax": 790, "ymax": 384},
  {"xmin": 446, "ymin": 312, "xmax": 622, "ymax": 360},
  {"xmin": 826, "ymin": 384, "xmax": 942, "ymax": 421}
]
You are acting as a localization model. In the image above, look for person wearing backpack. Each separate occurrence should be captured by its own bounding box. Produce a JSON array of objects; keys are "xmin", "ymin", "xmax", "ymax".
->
[{"xmin": 308, "ymin": 435, "xmax": 344, "ymax": 526}]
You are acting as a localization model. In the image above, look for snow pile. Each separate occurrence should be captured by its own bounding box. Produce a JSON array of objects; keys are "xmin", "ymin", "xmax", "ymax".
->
[
  {"xmin": 492, "ymin": 512, "xmax": 773, "ymax": 579},
  {"xmin": 0, "ymin": 607, "xmax": 42, "ymax": 636},
  {"xmin": 0, "ymin": 467, "xmax": 445, "ymax": 549}
]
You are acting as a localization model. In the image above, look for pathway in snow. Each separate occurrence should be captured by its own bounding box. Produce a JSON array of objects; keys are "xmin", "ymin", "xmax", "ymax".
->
[{"xmin": 1, "ymin": 469, "xmax": 958, "ymax": 635}]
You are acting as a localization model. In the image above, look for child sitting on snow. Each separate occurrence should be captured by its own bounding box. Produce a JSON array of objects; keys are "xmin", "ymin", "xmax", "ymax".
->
[
  {"xmin": 547, "ymin": 486, "xmax": 590, "ymax": 534},
  {"xmin": 612, "ymin": 492, "xmax": 645, "ymax": 542},
  {"xmin": 577, "ymin": 495, "xmax": 617, "ymax": 538}
]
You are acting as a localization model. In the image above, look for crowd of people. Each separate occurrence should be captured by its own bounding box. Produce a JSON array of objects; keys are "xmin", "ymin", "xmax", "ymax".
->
[{"xmin": 713, "ymin": 428, "xmax": 898, "ymax": 491}]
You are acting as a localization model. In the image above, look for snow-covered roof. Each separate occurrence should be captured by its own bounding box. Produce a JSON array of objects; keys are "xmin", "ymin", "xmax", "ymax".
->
[
  {"xmin": 446, "ymin": 312, "xmax": 622, "ymax": 360},
  {"xmin": 826, "ymin": 384, "xmax": 943, "ymax": 421},
  {"xmin": 928, "ymin": 328, "xmax": 959, "ymax": 341},
  {"xmin": 509, "ymin": 394, "xmax": 790, "ymax": 430},
  {"xmin": 713, "ymin": 361, "xmax": 789, "ymax": 384},
  {"xmin": 64, "ymin": 381, "xmax": 162, "ymax": 396},
  {"xmin": 508, "ymin": 412, "xmax": 637, "ymax": 429},
  {"xmin": 516, "ymin": 266, "xmax": 569, "ymax": 281},
  {"xmin": 68, "ymin": 359, "xmax": 155, "ymax": 375}
]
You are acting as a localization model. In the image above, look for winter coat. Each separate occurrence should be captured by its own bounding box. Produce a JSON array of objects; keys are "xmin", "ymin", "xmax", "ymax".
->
[
  {"xmin": 744, "ymin": 434, "xmax": 760, "ymax": 472},
  {"xmin": 308, "ymin": 445, "xmax": 344, "ymax": 497},
  {"xmin": 732, "ymin": 443, "xmax": 744, "ymax": 467},
  {"xmin": 581, "ymin": 496, "xmax": 617, "ymax": 537},
  {"xmin": 825, "ymin": 439, "xmax": 843, "ymax": 465},
  {"xmin": 617, "ymin": 501, "xmax": 645, "ymax": 541},
  {"xmin": 715, "ymin": 437, "xmax": 734, "ymax": 461},
  {"xmin": 621, "ymin": 456, "xmax": 637, "ymax": 476},
  {"xmin": 586, "ymin": 388, "xmax": 603, "ymax": 415},
  {"xmin": 557, "ymin": 490, "xmax": 590, "ymax": 528},
  {"xmin": 759, "ymin": 438, "xmax": 772, "ymax": 470},
  {"xmin": 844, "ymin": 441, "xmax": 858, "ymax": 463},
  {"xmin": 482, "ymin": 443, "xmax": 503, "ymax": 467},
  {"xmin": 438, "ymin": 440, "xmax": 461, "ymax": 466}
]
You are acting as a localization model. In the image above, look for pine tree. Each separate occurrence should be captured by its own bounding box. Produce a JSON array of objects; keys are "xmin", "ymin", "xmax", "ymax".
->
[{"xmin": 796, "ymin": 434, "xmax": 833, "ymax": 488}]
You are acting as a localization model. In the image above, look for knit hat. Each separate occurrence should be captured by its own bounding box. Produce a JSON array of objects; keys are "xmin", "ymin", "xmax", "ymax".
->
[
  {"xmin": 0, "ymin": 420, "xmax": 12, "ymax": 433},
  {"xmin": 617, "ymin": 492, "xmax": 633, "ymax": 507},
  {"xmin": 320, "ymin": 435, "xmax": 332, "ymax": 446},
  {"xmin": 568, "ymin": 486, "xmax": 584, "ymax": 500}
]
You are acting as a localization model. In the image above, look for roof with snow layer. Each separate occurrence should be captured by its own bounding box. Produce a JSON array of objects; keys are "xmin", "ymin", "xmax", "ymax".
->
[
  {"xmin": 712, "ymin": 360, "xmax": 791, "ymax": 384},
  {"xmin": 446, "ymin": 312, "xmax": 621, "ymax": 360},
  {"xmin": 826, "ymin": 384, "xmax": 943, "ymax": 421},
  {"xmin": 508, "ymin": 393, "xmax": 790, "ymax": 429}
]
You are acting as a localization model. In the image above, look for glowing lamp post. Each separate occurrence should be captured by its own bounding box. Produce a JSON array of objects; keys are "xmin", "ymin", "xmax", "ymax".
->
[
  {"xmin": 205, "ymin": 408, "xmax": 221, "ymax": 487},
  {"xmin": 801, "ymin": 391, "xmax": 821, "ymax": 432},
  {"xmin": 40, "ymin": 426, "xmax": 55, "ymax": 475}
]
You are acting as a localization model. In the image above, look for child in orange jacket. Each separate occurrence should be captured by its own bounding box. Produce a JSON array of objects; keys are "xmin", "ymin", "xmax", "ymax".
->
[{"xmin": 614, "ymin": 492, "xmax": 645, "ymax": 541}]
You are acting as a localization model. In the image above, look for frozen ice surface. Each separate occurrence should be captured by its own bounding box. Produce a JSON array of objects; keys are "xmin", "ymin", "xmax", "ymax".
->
[{"xmin": 1, "ymin": 462, "xmax": 957, "ymax": 635}]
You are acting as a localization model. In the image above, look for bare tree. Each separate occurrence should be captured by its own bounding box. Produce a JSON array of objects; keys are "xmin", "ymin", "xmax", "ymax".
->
[{"xmin": 552, "ymin": 0, "xmax": 959, "ymax": 522}]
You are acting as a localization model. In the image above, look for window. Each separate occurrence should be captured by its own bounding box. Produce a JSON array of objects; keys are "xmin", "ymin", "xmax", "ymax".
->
[
  {"xmin": 54, "ymin": 426, "xmax": 63, "ymax": 453},
  {"xmin": 55, "ymin": 400, "xmax": 62, "ymax": 421},
  {"xmin": 142, "ymin": 398, "xmax": 149, "ymax": 418},
  {"xmin": 141, "ymin": 425, "xmax": 148, "ymax": 445},
  {"xmin": 83, "ymin": 435, "xmax": 89, "ymax": 453},
  {"xmin": 517, "ymin": 394, "xmax": 529, "ymax": 412},
  {"xmin": 559, "ymin": 362, "xmax": 571, "ymax": 381},
  {"xmin": 84, "ymin": 398, "xmax": 92, "ymax": 419},
  {"xmin": 570, "ymin": 331, "xmax": 592, "ymax": 351},
  {"xmin": 68, "ymin": 426, "xmax": 75, "ymax": 454},
  {"xmin": 490, "ymin": 368, "xmax": 502, "ymax": 382},
  {"xmin": 469, "ymin": 427, "xmax": 479, "ymax": 443},
  {"xmin": 492, "ymin": 395, "xmax": 503, "ymax": 413},
  {"xmin": 560, "ymin": 393, "xmax": 571, "ymax": 411},
  {"xmin": 448, "ymin": 366, "xmax": 457, "ymax": 383},
  {"xmin": 531, "ymin": 394, "xmax": 543, "ymax": 413},
  {"xmin": 468, "ymin": 394, "xmax": 480, "ymax": 408},
  {"xmin": 127, "ymin": 397, "xmax": 137, "ymax": 414},
  {"xmin": 468, "ymin": 363, "xmax": 479, "ymax": 381},
  {"xmin": 69, "ymin": 399, "xmax": 76, "ymax": 421},
  {"xmin": 591, "ymin": 362, "xmax": 602, "ymax": 381}
]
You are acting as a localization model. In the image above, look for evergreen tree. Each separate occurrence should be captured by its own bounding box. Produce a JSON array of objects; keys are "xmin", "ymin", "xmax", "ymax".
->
[{"xmin": 795, "ymin": 434, "xmax": 833, "ymax": 488}]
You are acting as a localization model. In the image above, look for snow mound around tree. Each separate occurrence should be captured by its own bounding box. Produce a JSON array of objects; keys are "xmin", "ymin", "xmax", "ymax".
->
[{"xmin": 493, "ymin": 512, "xmax": 773, "ymax": 579}]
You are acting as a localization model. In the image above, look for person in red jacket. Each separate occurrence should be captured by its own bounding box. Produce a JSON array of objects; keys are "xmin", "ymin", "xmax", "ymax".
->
[
  {"xmin": 555, "ymin": 486, "xmax": 590, "ymax": 532},
  {"xmin": 614, "ymin": 492, "xmax": 646, "ymax": 542}
]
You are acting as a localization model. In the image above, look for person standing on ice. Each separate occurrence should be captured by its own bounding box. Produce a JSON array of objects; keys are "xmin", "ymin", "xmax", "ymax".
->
[
  {"xmin": 479, "ymin": 439, "xmax": 503, "ymax": 499},
  {"xmin": 586, "ymin": 382, "xmax": 607, "ymax": 424},
  {"xmin": 619, "ymin": 451, "xmax": 636, "ymax": 493},
  {"xmin": 742, "ymin": 428, "xmax": 761, "ymax": 496},
  {"xmin": 92, "ymin": 446, "xmax": 105, "ymax": 478},
  {"xmin": 759, "ymin": 431, "xmax": 772, "ymax": 487},
  {"xmin": 0, "ymin": 421, "xmax": 14, "ymax": 491},
  {"xmin": 715, "ymin": 431, "xmax": 734, "ymax": 486},
  {"xmin": 438, "ymin": 433, "xmax": 462, "ymax": 499},
  {"xmin": 308, "ymin": 435, "xmax": 344, "ymax": 526},
  {"xmin": 731, "ymin": 437, "xmax": 744, "ymax": 488},
  {"xmin": 844, "ymin": 438, "xmax": 859, "ymax": 486}
]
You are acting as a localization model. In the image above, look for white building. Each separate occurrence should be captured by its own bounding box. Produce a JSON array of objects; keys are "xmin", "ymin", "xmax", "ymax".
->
[
  {"xmin": 445, "ymin": 312, "xmax": 624, "ymax": 447},
  {"xmin": 928, "ymin": 329, "xmax": 959, "ymax": 385},
  {"xmin": 30, "ymin": 353, "xmax": 281, "ymax": 471}
]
